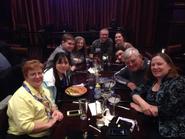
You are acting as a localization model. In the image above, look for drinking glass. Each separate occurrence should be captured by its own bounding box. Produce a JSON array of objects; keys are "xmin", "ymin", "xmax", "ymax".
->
[
  {"xmin": 95, "ymin": 99, "xmax": 105, "ymax": 128},
  {"xmin": 108, "ymin": 94, "xmax": 121, "ymax": 116},
  {"xmin": 101, "ymin": 90, "xmax": 112, "ymax": 108},
  {"xmin": 85, "ymin": 57, "xmax": 92, "ymax": 69},
  {"xmin": 87, "ymin": 74, "xmax": 96, "ymax": 90},
  {"xmin": 79, "ymin": 98, "xmax": 88, "ymax": 120}
]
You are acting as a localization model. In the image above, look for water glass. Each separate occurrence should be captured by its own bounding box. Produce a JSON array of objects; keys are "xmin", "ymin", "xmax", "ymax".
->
[
  {"xmin": 87, "ymin": 74, "xmax": 96, "ymax": 89},
  {"xmin": 95, "ymin": 99, "xmax": 105, "ymax": 128},
  {"xmin": 79, "ymin": 98, "xmax": 88, "ymax": 120}
]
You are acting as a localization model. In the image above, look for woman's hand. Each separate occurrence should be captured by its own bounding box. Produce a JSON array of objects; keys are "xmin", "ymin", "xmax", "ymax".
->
[
  {"xmin": 47, "ymin": 117, "xmax": 58, "ymax": 128},
  {"xmin": 140, "ymin": 103, "xmax": 153, "ymax": 116},
  {"xmin": 52, "ymin": 110, "xmax": 64, "ymax": 121},
  {"xmin": 130, "ymin": 102, "xmax": 143, "ymax": 112},
  {"xmin": 149, "ymin": 105, "xmax": 158, "ymax": 117}
]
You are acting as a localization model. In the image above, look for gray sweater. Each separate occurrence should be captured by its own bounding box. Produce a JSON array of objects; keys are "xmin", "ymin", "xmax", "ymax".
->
[
  {"xmin": 46, "ymin": 45, "xmax": 67, "ymax": 68},
  {"xmin": 114, "ymin": 58, "xmax": 150, "ymax": 86}
]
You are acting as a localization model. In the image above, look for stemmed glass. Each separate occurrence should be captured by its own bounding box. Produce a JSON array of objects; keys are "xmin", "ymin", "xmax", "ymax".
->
[
  {"xmin": 101, "ymin": 79, "xmax": 115, "ymax": 109},
  {"xmin": 101, "ymin": 90, "xmax": 112, "ymax": 108},
  {"xmin": 108, "ymin": 94, "xmax": 121, "ymax": 116}
]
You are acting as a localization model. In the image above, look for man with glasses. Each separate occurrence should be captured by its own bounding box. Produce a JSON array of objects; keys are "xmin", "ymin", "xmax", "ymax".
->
[{"xmin": 114, "ymin": 48, "xmax": 150, "ymax": 90}]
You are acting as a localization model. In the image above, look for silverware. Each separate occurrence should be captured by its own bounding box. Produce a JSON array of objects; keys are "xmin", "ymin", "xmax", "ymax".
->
[
  {"xmin": 89, "ymin": 124, "xmax": 101, "ymax": 133},
  {"xmin": 116, "ymin": 105, "xmax": 130, "ymax": 110}
]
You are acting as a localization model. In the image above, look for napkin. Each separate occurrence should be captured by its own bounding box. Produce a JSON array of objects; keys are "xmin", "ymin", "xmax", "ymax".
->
[
  {"xmin": 88, "ymin": 67, "xmax": 98, "ymax": 75},
  {"xmin": 88, "ymin": 101, "xmax": 102, "ymax": 116}
]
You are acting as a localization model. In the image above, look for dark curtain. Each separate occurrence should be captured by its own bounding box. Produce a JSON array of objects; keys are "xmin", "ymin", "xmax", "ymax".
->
[{"xmin": 11, "ymin": 0, "xmax": 158, "ymax": 48}]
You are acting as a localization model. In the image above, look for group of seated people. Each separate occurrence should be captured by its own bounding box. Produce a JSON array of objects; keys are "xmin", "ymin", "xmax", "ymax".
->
[
  {"xmin": 4, "ymin": 28, "xmax": 185, "ymax": 139},
  {"xmin": 46, "ymin": 28, "xmax": 134, "ymax": 71},
  {"xmin": 115, "ymin": 48, "xmax": 185, "ymax": 139}
]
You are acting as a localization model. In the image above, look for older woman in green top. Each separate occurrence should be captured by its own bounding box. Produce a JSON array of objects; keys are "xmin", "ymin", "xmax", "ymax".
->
[{"xmin": 6, "ymin": 60, "xmax": 63, "ymax": 139}]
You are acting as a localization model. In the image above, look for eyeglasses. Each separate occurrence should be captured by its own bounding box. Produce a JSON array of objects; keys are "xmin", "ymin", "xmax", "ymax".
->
[{"xmin": 125, "ymin": 59, "xmax": 137, "ymax": 66}]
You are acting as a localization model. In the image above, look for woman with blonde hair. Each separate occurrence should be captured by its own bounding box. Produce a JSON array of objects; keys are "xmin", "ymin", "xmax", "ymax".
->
[{"xmin": 70, "ymin": 36, "xmax": 87, "ymax": 70}]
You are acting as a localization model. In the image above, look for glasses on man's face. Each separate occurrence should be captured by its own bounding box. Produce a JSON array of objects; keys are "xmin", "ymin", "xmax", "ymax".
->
[{"xmin": 125, "ymin": 59, "xmax": 137, "ymax": 66}]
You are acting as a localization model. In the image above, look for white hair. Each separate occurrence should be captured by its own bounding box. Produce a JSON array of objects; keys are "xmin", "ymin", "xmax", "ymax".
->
[{"xmin": 124, "ymin": 48, "xmax": 140, "ymax": 60}]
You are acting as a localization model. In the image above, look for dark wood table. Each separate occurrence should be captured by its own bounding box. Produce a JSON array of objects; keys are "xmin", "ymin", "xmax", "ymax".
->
[{"xmin": 51, "ymin": 71, "xmax": 153, "ymax": 139}]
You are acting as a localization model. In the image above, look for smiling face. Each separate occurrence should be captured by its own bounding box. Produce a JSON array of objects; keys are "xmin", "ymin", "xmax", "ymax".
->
[
  {"xmin": 63, "ymin": 39, "xmax": 75, "ymax": 52},
  {"xmin": 23, "ymin": 60, "xmax": 44, "ymax": 90},
  {"xmin": 125, "ymin": 55, "xmax": 143, "ymax": 71},
  {"xmin": 55, "ymin": 57, "xmax": 70, "ymax": 76},
  {"xmin": 151, "ymin": 56, "xmax": 171, "ymax": 79},
  {"xmin": 115, "ymin": 50, "xmax": 124, "ymax": 62},
  {"xmin": 100, "ymin": 29, "xmax": 109, "ymax": 43},
  {"xmin": 115, "ymin": 32, "xmax": 124, "ymax": 45},
  {"xmin": 25, "ymin": 68, "xmax": 43, "ymax": 89},
  {"xmin": 76, "ymin": 39, "xmax": 84, "ymax": 50}
]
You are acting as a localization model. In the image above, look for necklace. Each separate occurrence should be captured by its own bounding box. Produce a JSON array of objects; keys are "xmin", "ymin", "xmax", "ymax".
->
[{"xmin": 22, "ymin": 83, "xmax": 52, "ymax": 118}]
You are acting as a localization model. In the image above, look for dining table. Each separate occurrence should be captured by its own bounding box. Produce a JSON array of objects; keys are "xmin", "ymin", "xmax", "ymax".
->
[{"xmin": 51, "ymin": 70, "xmax": 155, "ymax": 139}]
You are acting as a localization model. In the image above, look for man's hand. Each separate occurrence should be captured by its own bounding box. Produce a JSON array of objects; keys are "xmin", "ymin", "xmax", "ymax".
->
[{"xmin": 127, "ymin": 82, "xmax": 137, "ymax": 90}]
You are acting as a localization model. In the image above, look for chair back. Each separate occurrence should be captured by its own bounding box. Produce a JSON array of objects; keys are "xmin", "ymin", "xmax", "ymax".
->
[{"xmin": 0, "ymin": 95, "xmax": 12, "ymax": 139}]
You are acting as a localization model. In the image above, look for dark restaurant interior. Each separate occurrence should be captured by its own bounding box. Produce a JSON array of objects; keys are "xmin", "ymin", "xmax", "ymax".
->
[{"xmin": 0, "ymin": 0, "xmax": 185, "ymax": 139}]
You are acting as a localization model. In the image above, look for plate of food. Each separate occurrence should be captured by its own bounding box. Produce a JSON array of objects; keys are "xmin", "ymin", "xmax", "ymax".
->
[{"xmin": 65, "ymin": 86, "xmax": 87, "ymax": 96}]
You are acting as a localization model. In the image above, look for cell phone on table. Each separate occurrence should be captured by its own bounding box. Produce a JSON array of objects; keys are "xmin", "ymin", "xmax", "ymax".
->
[
  {"xmin": 109, "ymin": 128, "xmax": 129, "ymax": 136},
  {"xmin": 67, "ymin": 110, "xmax": 81, "ymax": 117}
]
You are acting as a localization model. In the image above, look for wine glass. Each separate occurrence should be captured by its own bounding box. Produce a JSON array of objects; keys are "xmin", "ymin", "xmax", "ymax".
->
[
  {"xmin": 108, "ymin": 94, "xmax": 121, "ymax": 116},
  {"xmin": 101, "ymin": 79, "xmax": 115, "ymax": 108},
  {"xmin": 103, "ymin": 79, "xmax": 115, "ymax": 91},
  {"xmin": 101, "ymin": 90, "xmax": 112, "ymax": 109}
]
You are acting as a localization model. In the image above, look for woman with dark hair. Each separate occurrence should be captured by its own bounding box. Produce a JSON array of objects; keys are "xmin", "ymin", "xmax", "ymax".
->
[
  {"xmin": 113, "ymin": 31, "xmax": 134, "ymax": 62},
  {"xmin": 43, "ymin": 52, "xmax": 71, "ymax": 103},
  {"xmin": 130, "ymin": 53, "xmax": 185, "ymax": 139},
  {"xmin": 114, "ymin": 31, "xmax": 133, "ymax": 51}
]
